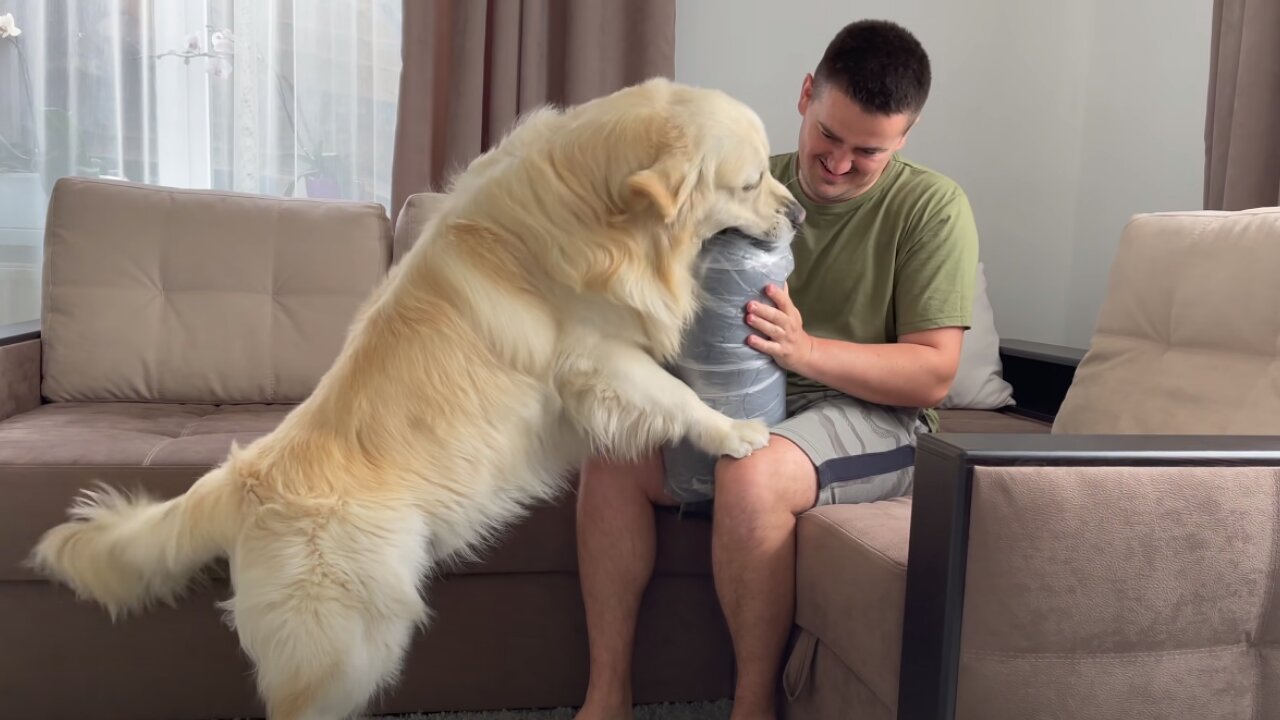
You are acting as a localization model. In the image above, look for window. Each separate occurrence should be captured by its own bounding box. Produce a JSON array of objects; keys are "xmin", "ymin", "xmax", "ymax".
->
[{"xmin": 0, "ymin": 0, "xmax": 403, "ymax": 324}]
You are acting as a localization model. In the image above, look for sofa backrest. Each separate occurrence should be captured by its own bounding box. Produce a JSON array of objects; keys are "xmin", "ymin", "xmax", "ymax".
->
[
  {"xmin": 393, "ymin": 192, "xmax": 449, "ymax": 264},
  {"xmin": 1054, "ymin": 206, "xmax": 1280, "ymax": 434},
  {"xmin": 40, "ymin": 177, "xmax": 393, "ymax": 404}
]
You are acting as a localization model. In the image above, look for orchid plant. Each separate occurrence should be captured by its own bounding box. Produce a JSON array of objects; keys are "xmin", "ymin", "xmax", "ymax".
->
[
  {"xmin": 154, "ymin": 25, "xmax": 344, "ymax": 198},
  {"xmin": 0, "ymin": 10, "xmax": 39, "ymax": 174}
]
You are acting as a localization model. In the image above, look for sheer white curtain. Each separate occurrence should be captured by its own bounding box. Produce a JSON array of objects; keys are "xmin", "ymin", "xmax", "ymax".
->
[{"xmin": 0, "ymin": 0, "xmax": 403, "ymax": 324}]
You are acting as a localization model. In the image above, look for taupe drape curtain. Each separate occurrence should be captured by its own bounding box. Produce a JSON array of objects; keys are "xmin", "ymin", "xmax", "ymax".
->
[
  {"xmin": 1204, "ymin": 0, "xmax": 1280, "ymax": 210},
  {"xmin": 391, "ymin": 0, "xmax": 675, "ymax": 215}
]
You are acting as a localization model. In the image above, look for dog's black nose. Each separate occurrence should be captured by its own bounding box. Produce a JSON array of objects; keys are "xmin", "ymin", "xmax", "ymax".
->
[{"xmin": 786, "ymin": 201, "xmax": 806, "ymax": 228}]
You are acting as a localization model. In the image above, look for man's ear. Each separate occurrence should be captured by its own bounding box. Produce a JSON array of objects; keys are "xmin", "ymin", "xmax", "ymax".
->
[
  {"xmin": 626, "ymin": 155, "xmax": 698, "ymax": 225},
  {"xmin": 798, "ymin": 73, "xmax": 816, "ymax": 115},
  {"xmin": 898, "ymin": 113, "xmax": 920, "ymax": 148}
]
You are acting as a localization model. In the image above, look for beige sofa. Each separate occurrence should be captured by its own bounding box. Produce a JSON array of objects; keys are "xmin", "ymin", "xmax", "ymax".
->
[
  {"xmin": 0, "ymin": 176, "xmax": 1048, "ymax": 719},
  {"xmin": 781, "ymin": 206, "xmax": 1280, "ymax": 720}
]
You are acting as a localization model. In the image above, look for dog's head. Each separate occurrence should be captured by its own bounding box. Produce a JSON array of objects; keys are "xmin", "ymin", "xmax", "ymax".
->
[
  {"xmin": 566, "ymin": 79, "xmax": 804, "ymax": 355},
  {"xmin": 621, "ymin": 81, "xmax": 805, "ymax": 250},
  {"xmin": 463, "ymin": 79, "xmax": 802, "ymax": 358}
]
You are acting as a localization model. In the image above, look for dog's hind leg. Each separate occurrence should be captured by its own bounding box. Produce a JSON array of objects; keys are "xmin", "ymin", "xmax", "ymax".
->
[
  {"xmin": 223, "ymin": 509, "xmax": 432, "ymax": 720},
  {"xmin": 245, "ymin": 601, "xmax": 426, "ymax": 720}
]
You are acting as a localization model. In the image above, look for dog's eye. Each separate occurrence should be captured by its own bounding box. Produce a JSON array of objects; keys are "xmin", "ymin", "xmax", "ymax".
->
[{"xmin": 742, "ymin": 172, "xmax": 764, "ymax": 192}]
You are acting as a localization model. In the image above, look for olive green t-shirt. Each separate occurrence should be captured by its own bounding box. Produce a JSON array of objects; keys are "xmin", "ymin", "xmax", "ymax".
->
[{"xmin": 770, "ymin": 152, "xmax": 979, "ymax": 425}]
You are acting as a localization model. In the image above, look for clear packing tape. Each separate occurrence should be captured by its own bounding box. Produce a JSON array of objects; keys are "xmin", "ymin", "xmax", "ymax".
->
[{"xmin": 662, "ymin": 229, "xmax": 796, "ymax": 504}]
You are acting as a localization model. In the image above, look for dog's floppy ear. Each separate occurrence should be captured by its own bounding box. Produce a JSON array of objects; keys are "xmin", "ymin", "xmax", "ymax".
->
[{"xmin": 625, "ymin": 153, "xmax": 699, "ymax": 225}]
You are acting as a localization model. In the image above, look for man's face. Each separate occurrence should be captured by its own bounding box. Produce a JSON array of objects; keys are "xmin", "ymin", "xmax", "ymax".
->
[{"xmin": 795, "ymin": 74, "xmax": 915, "ymax": 204}]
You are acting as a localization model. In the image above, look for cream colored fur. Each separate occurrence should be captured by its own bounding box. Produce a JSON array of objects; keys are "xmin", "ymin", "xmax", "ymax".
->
[{"xmin": 28, "ymin": 77, "xmax": 802, "ymax": 720}]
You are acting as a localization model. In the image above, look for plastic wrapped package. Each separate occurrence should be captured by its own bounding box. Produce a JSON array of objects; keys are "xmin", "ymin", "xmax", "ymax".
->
[{"xmin": 662, "ymin": 229, "xmax": 796, "ymax": 504}]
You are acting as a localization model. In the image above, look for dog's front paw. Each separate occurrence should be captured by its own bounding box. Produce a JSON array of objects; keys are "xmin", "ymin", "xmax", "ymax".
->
[{"xmin": 698, "ymin": 418, "xmax": 771, "ymax": 459}]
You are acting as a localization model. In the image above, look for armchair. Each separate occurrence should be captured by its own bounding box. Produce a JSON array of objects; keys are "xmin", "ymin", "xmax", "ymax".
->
[{"xmin": 784, "ymin": 205, "xmax": 1280, "ymax": 720}]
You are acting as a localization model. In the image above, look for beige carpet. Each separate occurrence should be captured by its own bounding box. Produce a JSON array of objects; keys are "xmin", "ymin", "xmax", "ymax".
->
[{"xmin": 376, "ymin": 700, "xmax": 733, "ymax": 719}]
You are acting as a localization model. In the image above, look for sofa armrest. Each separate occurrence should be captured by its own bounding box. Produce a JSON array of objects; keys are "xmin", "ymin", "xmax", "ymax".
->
[
  {"xmin": 998, "ymin": 339, "xmax": 1087, "ymax": 423},
  {"xmin": 0, "ymin": 320, "xmax": 42, "ymax": 421},
  {"xmin": 998, "ymin": 338, "xmax": 1086, "ymax": 367},
  {"xmin": 897, "ymin": 432, "xmax": 1280, "ymax": 720}
]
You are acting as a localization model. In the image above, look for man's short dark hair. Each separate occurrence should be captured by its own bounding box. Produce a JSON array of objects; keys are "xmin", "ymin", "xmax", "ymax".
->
[{"xmin": 813, "ymin": 19, "xmax": 931, "ymax": 118}]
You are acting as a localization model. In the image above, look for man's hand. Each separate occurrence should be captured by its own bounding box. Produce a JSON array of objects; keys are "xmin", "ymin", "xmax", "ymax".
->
[
  {"xmin": 745, "ymin": 282, "xmax": 814, "ymax": 374},
  {"xmin": 744, "ymin": 281, "xmax": 965, "ymax": 408}
]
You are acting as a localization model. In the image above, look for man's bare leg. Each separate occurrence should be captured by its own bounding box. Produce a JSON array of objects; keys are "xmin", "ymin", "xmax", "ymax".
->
[
  {"xmin": 711, "ymin": 436, "xmax": 817, "ymax": 720},
  {"xmin": 574, "ymin": 451, "xmax": 677, "ymax": 720}
]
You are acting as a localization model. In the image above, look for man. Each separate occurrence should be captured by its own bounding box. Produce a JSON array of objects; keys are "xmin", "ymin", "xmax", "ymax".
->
[{"xmin": 574, "ymin": 19, "xmax": 979, "ymax": 720}]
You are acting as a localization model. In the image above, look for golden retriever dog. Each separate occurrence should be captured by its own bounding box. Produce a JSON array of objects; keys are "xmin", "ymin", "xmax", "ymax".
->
[{"xmin": 28, "ymin": 77, "xmax": 804, "ymax": 720}]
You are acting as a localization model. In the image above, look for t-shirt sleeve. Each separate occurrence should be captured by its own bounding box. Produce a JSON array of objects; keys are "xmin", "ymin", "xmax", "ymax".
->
[{"xmin": 893, "ymin": 184, "xmax": 980, "ymax": 337}]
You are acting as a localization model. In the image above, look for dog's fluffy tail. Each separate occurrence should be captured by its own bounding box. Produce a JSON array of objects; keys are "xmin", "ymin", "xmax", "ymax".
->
[{"xmin": 28, "ymin": 463, "xmax": 244, "ymax": 619}]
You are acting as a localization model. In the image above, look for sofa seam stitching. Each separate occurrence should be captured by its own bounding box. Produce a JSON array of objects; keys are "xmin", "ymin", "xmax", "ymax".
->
[
  {"xmin": 140, "ymin": 439, "xmax": 170, "ymax": 467},
  {"xmin": 140, "ymin": 415, "xmax": 204, "ymax": 466},
  {"xmin": 964, "ymin": 641, "xmax": 1275, "ymax": 661}
]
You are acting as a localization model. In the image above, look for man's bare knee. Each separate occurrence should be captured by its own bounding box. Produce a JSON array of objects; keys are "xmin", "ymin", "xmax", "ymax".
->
[{"xmin": 713, "ymin": 436, "xmax": 817, "ymax": 515}]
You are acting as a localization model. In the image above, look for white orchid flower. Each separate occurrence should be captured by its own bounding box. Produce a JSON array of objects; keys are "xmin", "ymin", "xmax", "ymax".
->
[
  {"xmin": 211, "ymin": 30, "xmax": 233, "ymax": 54},
  {"xmin": 0, "ymin": 13, "xmax": 22, "ymax": 38}
]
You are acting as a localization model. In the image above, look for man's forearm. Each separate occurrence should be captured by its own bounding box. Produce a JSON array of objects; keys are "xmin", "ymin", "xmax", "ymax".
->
[
  {"xmin": 793, "ymin": 335, "xmax": 956, "ymax": 409},
  {"xmin": 744, "ymin": 285, "xmax": 963, "ymax": 409}
]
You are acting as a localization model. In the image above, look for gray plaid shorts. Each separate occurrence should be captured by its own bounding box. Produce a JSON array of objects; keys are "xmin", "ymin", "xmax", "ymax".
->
[
  {"xmin": 662, "ymin": 389, "xmax": 926, "ymax": 514},
  {"xmin": 770, "ymin": 390, "xmax": 927, "ymax": 507}
]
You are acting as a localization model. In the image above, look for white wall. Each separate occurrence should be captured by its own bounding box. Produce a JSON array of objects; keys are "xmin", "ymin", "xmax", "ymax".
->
[{"xmin": 675, "ymin": 0, "xmax": 1212, "ymax": 348}]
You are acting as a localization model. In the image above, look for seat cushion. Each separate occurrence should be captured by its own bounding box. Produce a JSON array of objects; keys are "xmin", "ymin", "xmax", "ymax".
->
[
  {"xmin": 0, "ymin": 402, "xmax": 291, "ymax": 582},
  {"xmin": 792, "ymin": 498, "xmax": 911, "ymax": 713},
  {"xmin": 0, "ymin": 402, "xmax": 292, "ymax": 466},
  {"xmin": 0, "ymin": 402, "xmax": 712, "ymax": 582},
  {"xmin": 40, "ymin": 177, "xmax": 393, "ymax": 405}
]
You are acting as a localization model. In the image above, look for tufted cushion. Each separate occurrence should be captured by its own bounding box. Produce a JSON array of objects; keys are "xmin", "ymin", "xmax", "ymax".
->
[
  {"xmin": 1054, "ymin": 207, "xmax": 1280, "ymax": 434},
  {"xmin": 40, "ymin": 177, "xmax": 393, "ymax": 404}
]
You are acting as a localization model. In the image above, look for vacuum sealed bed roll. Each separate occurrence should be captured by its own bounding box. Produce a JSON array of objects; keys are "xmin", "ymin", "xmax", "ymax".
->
[{"xmin": 662, "ymin": 229, "xmax": 795, "ymax": 504}]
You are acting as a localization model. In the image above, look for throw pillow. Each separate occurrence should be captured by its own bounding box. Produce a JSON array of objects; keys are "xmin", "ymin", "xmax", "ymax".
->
[{"xmin": 939, "ymin": 261, "xmax": 1015, "ymax": 409}]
